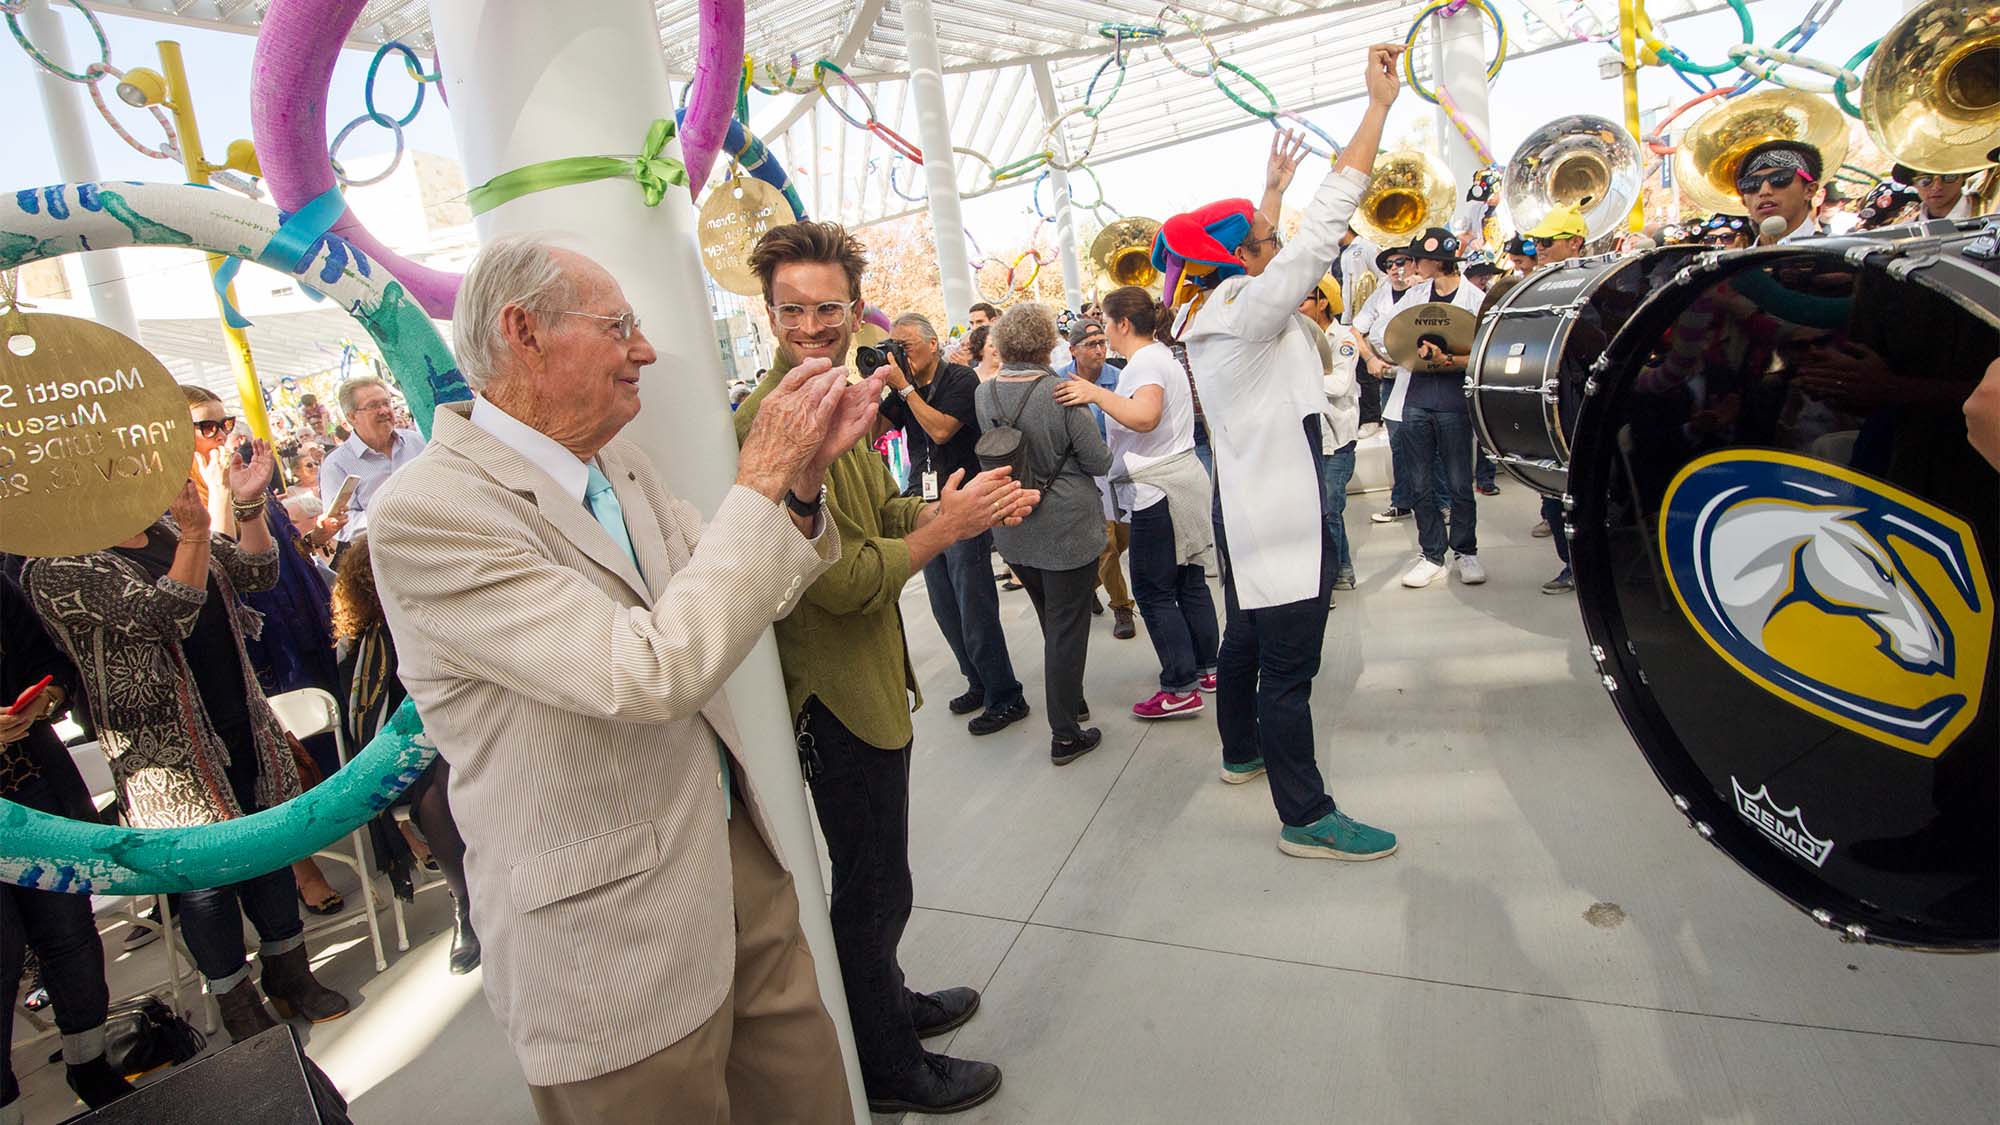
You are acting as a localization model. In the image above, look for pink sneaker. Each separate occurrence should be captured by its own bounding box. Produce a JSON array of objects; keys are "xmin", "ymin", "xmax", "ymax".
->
[
  {"xmin": 1198, "ymin": 672, "xmax": 1218, "ymax": 694},
  {"xmin": 1133, "ymin": 690, "xmax": 1205, "ymax": 720}
]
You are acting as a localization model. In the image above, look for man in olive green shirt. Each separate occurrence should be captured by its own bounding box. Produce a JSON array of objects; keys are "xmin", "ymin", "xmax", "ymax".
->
[{"xmin": 735, "ymin": 220, "xmax": 1037, "ymax": 1117}]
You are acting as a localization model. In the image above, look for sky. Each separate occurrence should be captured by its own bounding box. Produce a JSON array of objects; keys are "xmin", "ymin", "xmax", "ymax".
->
[{"xmin": 2, "ymin": 1, "xmax": 1889, "ymax": 247}]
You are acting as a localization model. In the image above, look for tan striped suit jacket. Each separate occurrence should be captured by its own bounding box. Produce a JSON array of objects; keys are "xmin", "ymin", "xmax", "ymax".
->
[{"xmin": 368, "ymin": 403, "xmax": 837, "ymax": 1086}]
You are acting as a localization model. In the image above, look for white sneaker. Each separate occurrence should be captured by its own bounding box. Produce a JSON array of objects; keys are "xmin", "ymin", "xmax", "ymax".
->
[
  {"xmin": 1401, "ymin": 557, "xmax": 1446, "ymax": 588},
  {"xmin": 1455, "ymin": 553, "xmax": 1487, "ymax": 585}
]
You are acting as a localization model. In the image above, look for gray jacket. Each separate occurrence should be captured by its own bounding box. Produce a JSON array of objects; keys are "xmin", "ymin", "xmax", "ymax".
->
[{"xmin": 976, "ymin": 365, "xmax": 1111, "ymax": 570}]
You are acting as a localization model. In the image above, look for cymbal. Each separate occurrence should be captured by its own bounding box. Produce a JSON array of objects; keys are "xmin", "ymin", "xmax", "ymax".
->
[{"xmin": 1383, "ymin": 302, "xmax": 1477, "ymax": 371}]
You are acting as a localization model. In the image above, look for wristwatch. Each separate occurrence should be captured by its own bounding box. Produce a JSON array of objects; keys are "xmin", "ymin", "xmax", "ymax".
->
[
  {"xmin": 784, "ymin": 484, "xmax": 827, "ymax": 518},
  {"xmin": 897, "ymin": 384, "xmax": 916, "ymax": 399}
]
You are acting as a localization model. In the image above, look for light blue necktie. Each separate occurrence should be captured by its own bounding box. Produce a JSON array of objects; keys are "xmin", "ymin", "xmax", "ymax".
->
[
  {"xmin": 586, "ymin": 462, "xmax": 731, "ymax": 817},
  {"xmin": 584, "ymin": 463, "xmax": 640, "ymax": 574}
]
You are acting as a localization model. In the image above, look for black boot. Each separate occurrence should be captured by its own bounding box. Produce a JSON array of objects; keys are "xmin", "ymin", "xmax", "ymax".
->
[
  {"xmin": 908, "ymin": 986, "xmax": 980, "ymax": 1039},
  {"xmin": 448, "ymin": 896, "xmax": 482, "ymax": 975},
  {"xmin": 64, "ymin": 1056, "xmax": 136, "ymax": 1108},
  {"xmin": 866, "ymin": 1052, "xmax": 1003, "ymax": 1115},
  {"xmin": 213, "ymin": 977, "xmax": 279, "ymax": 1042},
  {"xmin": 260, "ymin": 945, "xmax": 352, "ymax": 1023}
]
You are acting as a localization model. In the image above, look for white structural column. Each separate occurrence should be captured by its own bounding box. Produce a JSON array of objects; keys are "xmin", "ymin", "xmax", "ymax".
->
[
  {"xmin": 22, "ymin": 0, "xmax": 140, "ymax": 342},
  {"xmin": 1430, "ymin": 4, "xmax": 1494, "ymax": 188},
  {"xmin": 902, "ymin": 0, "xmax": 976, "ymax": 326},
  {"xmin": 425, "ymin": 3, "xmax": 866, "ymax": 1116},
  {"xmin": 1030, "ymin": 61, "xmax": 1085, "ymax": 313}
]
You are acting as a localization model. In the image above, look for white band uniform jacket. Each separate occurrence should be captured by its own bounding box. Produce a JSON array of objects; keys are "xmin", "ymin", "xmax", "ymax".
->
[
  {"xmin": 1178, "ymin": 165, "xmax": 1370, "ymax": 610},
  {"xmin": 366, "ymin": 402, "xmax": 839, "ymax": 1086}
]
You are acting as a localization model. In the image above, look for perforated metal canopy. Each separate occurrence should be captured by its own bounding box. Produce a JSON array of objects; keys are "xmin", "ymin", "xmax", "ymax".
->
[{"xmin": 79, "ymin": 0, "xmax": 1757, "ymax": 227}]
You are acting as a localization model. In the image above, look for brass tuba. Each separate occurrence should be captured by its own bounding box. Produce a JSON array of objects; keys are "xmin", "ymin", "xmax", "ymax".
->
[
  {"xmin": 1089, "ymin": 217, "xmax": 1162, "ymax": 295},
  {"xmin": 1502, "ymin": 115, "xmax": 1643, "ymax": 243},
  {"xmin": 1352, "ymin": 150, "xmax": 1457, "ymax": 248},
  {"xmin": 1672, "ymin": 89, "xmax": 1850, "ymax": 215},
  {"xmin": 1862, "ymin": 0, "xmax": 2000, "ymax": 176}
]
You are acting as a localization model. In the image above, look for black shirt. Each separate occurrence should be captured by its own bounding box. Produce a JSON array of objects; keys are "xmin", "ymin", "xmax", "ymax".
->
[
  {"xmin": 878, "ymin": 361, "xmax": 982, "ymax": 496},
  {"xmin": 112, "ymin": 526, "xmax": 254, "ymax": 751}
]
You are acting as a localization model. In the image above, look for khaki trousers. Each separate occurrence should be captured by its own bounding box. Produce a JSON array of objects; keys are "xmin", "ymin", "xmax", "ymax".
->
[
  {"xmin": 1098, "ymin": 519, "xmax": 1133, "ymax": 610},
  {"xmin": 529, "ymin": 808, "xmax": 853, "ymax": 1125}
]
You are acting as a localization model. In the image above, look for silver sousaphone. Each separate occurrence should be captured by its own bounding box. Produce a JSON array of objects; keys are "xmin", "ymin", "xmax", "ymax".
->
[{"xmin": 1502, "ymin": 114, "xmax": 1644, "ymax": 246}]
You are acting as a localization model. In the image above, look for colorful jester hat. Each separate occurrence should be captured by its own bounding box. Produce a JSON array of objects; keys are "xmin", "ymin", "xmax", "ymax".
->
[{"xmin": 1152, "ymin": 198, "xmax": 1257, "ymax": 310}]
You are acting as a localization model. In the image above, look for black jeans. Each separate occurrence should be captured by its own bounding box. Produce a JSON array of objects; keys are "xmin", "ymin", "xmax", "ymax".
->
[
  {"xmin": 1213, "ymin": 425, "xmax": 1338, "ymax": 829},
  {"xmin": 1012, "ymin": 560, "xmax": 1098, "ymax": 740},
  {"xmin": 1542, "ymin": 494, "xmax": 1571, "ymax": 567},
  {"xmin": 800, "ymin": 698, "xmax": 923, "ymax": 1086},
  {"xmin": 923, "ymin": 530, "xmax": 1023, "ymax": 711},
  {"xmin": 178, "ymin": 750, "xmax": 304, "ymax": 983},
  {"xmin": 1128, "ymin": 498, "xmax": 1219, "ymax": 693},
  {"xmin": 1401, "ymin": 405, "xmax": 1479, "ymax": 563},
  {"xmin": 2, "ymin": 775, "xmax": 112, "ymax": 1105}
]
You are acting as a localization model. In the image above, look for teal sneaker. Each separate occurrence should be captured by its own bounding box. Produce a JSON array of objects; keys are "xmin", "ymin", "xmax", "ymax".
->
[
  {"xmin": 1219, "ymin": 758, "xmax": 1266, "ymax": 784},
  {"xmin": 1278, "ymin": 808, "xmax": 1397, "ymax": 861}
]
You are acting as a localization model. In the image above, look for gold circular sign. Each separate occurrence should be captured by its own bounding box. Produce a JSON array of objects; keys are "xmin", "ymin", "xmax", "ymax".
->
[
  {"xmin": 0, "ymin": 313, "xmax": 195, "ymax": 557},
  {"xmin": 698, "ymin": 177, "xmax": 793, "ymax": 297}
]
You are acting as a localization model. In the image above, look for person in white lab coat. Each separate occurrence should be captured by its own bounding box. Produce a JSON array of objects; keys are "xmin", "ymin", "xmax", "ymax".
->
[{"xmin": 1156, "ymin": 43, "xmax": 1405, "ymax": 863}]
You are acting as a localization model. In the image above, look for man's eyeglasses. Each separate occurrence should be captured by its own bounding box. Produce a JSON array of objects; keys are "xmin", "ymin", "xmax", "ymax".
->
[
  {"xmin": 193, "ymin": 417, "xmax": 237, "ymax": 439},
  {"xmin": 1531, "ymin": 236, "xmax": 1561, "ymax": 249},
  {"xmin": 559, "ymin": 309, "xmax": 643, "ymax": 340},
  {"xmin": 1736, "ymin": 169, "xmax": 1804, "ymax": 195},
  {"xmin": 1384, "ymin": 257, "xmax": 1413, "ymax": 270},
  {"xmin": 1911, "ymin": 173, "xmax": 1963, "ymax": 188},
  {"xmin": 770, "ymin": 302, "xmax": 853, "ymax": 329},
  {"xmin": 1243, "ymin": 232, "xmax": 1284, "ymax": 253}
]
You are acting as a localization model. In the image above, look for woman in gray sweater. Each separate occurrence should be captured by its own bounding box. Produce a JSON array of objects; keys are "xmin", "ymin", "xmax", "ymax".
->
[{"xmin": 975, "ymin": 304, "xmax": 1112, "ymax": 764}]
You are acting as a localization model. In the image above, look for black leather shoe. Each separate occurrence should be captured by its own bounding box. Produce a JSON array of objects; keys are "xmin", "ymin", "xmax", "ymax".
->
[
  {"xmin": 909, "ymin": 986, "xmax": 980, "ymax": 1038},
  {"xmin": 968, "ymin": 699, "xmax": 1029, "ymax": 736},
  {"xmin": 867, "ymin": 1052, "xmax": 1003, "ymax": 1115},
  {"xmin": 1051, "ymin": 727, "xmax": 1102, "ymax": 765},
  {"xmin": 948, "ymin": 689, "xmax": 985, "ymax": 716},
  {"xmin": 65, "ymin": 1056, "xmax": 136, "ymax": 1109},
  {"xmin": 448, "ymin": 896, "xmax": 482, "ymax": 975}
]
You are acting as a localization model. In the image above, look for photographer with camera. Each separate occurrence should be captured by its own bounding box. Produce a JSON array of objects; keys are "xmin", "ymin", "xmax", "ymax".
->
[
  {"xmin": 737, "ymin": 221, "xmax": 1038, "ymax": 1116},
  {"xmin": 877, "ymin": 316, "xmax": 1030, "ymax": 736}
]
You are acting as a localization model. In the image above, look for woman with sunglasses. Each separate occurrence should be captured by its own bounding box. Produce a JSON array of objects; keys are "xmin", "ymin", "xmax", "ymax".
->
[{"xmin": 22, "ymin": 434, "xmax": 352, "ymax": 1043}]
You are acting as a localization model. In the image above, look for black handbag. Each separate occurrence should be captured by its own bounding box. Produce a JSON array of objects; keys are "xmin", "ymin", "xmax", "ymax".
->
[{"xmin": 49, "ymin": 994, "xmax": 205, "ymax": 1078}]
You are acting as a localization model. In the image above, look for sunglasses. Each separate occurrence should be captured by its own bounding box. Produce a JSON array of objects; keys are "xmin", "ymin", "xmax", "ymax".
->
[
  {"xmin": 1911, "ymin": 174, "xmax": 1964, "ymax": 188},
  {"xmin": 193, "ymin": 416, "xmax": 238, "ymax": 439},
  {"xmin": 1384, "ymin": 257, "xmax": 1413, "ymax": 270},
  {"xmin": 1736, "ymin": 169, "xmax": 1807, "ymax": 194}
]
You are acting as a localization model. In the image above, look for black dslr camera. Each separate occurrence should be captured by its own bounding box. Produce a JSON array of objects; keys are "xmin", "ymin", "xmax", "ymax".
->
[{"xmin": 855, "ymin": 339, "xmax": 911, "ymax": 380}]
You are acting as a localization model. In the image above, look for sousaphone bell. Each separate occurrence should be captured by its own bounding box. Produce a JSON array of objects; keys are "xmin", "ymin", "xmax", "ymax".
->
[
  {"xmin": 1862, "ymin": 0, "xmax": 2000, "ymax": 176},
  {"xmin": 1673, "ymin": 89, "xmax": 1850, "ymax": 215},
  {"xmin": 1353, "ymin": 150, "xmax": 1457, "ymax": 249},
  {"xmin": 1089, "ymin": 217, "xmax": 1162, "ymax": 295},
  {"xmin": 1502, "ymin": 115, "xmax": 1644, "ymax": 243}
]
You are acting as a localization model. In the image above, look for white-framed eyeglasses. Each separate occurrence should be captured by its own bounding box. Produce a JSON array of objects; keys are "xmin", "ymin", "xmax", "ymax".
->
[
  {"xmin": 769, "ymin": 301, "xmax": 853, "ymax": 329},
  {"xmin": 559, "ymin": 309, "xmax": 643, "ymax": 340}
]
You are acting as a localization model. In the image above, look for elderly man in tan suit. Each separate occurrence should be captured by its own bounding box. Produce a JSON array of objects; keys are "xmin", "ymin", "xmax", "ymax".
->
[{"xmin": 369, "ymin": 234, "xmax": 900, "ymax": 1123}]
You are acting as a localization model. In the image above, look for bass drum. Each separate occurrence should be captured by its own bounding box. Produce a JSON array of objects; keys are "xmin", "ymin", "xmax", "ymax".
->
[
  {"xmin": 1470, "ymin": 246, "xmax": 1700, "ymax": 495},
  {"xmin": 1568, "ymin": 219, "xmax": 2000, "ymax": 949}
]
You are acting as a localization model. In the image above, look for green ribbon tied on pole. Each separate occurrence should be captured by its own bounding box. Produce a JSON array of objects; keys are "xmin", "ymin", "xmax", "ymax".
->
[{"xmin": 466, "ymin": 118, "xmax": 690, "ymax": 215}]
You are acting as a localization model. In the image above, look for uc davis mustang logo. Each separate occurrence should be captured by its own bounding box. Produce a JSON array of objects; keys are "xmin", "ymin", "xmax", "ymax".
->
[{"xmin": 1660, "ymin": 451, "xmax": 1992, "ymax": 758}]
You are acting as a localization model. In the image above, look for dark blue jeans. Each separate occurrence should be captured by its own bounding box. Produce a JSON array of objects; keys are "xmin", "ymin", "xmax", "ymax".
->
[
  {"xmin": 1400, "ymin": 405, "xmax": 1478, "ymax": 563},
  {"xmin": 1386, "ymin": 417, "xmax": 1449, "ymax": 514},
  {"xmin": 1542, "ymin": 493, "xmax": 1571, "ymax": 567},
  {"xmin": 2, "ymin": 775, "xmax": 111, "ymax": 1103},
  {"xmin": 923, "ymin": 530, "xmax": 1022, "ymax": 710},
  {"xmin": 1128, "ymin": 497, "xmax": 1219, "ymax": 693},
  {"xmin": 1476, "ymin": 446, "xmax": 1497, "ymax": 490},
  {"xmin": 1213, "ymin": 424, "xmax": 1338, "ymax": 828},
  {"xmin": 178, "ymin": 751, "xmax": 304, "ymax": 983},
  {"xmin": 1318, "ymin": 440, "xmax": 1357, "ymax": 578},
  {"xmin": 799, "ymin": 698, "xmax": 922, "ymax": 1086}
]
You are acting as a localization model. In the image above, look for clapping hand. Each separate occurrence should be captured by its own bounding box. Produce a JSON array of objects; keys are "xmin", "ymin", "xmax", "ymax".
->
[
  {"xmin": 738, "ymin": 357, "xmax": 887, "ymax": 504},
  {"xmin": 170, "ymin": 479, "xmax": 210, "ymax": 535},
  {"xmin": 933, "ymin": 467, "xmax": 1040, "ymax": 540},
  {"xmin": 223, "ymin": 434, "xmax": 276, "ymax": 503}
]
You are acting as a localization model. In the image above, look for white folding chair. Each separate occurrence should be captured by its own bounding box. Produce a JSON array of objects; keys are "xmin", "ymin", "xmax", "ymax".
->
[
  {"xmin": 265, "ymin": 688, "xmax": 388, "ymax": 971},
  {"xmin": 386, "ymin": 806, "xmax": 454, "ymax": 953}
]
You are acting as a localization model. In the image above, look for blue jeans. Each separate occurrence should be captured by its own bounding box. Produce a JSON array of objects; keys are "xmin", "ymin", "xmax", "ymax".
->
[
  {"xmin": 923, "ymin": 530, "xmax": 1022, "ymax": 710},
  {"xmin": 1213, "ymin": 423, "xmax": 1338, "ymax": 828},
  {"xmin": 1400, "ymin": 406, "xmax": 1478, "ymax": 563},
  {"xmin": 1128, "ymin": 497, "xmax": 1219, "ymax": 693},
  {"xmin": 2, "ymin": 774, "xmax": 112, "ymax": 1103},
  {"xmin": 1542, "ymin": 494, "xmax": 1571, "ymax": 568},
  {"xmin": 1318, "ymin": 440, "xmax": 1357, "ymax": 578},
  {"xmin": 1385, "ymin": 418, "xmax": 1449, "ymax": 514},
  {"xmin": 1476, "ymin": 446, "xmax": 1497, "ymax": 490}
]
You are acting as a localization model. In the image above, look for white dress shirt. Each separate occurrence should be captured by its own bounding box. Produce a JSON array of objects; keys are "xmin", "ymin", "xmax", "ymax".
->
[{"xmin": 469, "ymin": 394, "xmax": 591, "ymax": 503}]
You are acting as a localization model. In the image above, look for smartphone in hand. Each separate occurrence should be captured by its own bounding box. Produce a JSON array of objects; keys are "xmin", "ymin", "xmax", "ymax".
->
[{"xmin": 6, "ymin": 675, "xmax": 53, "ymax": 717}]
